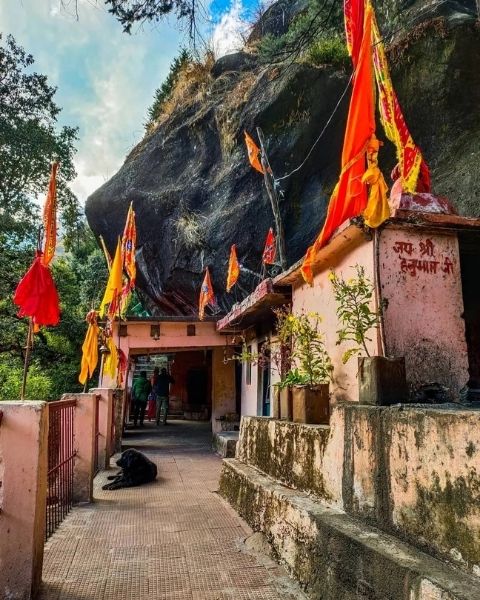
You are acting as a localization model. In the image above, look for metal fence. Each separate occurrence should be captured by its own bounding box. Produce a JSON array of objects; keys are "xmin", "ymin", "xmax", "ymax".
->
[{"xmin": 46, "ymin": 399, "xmax": 76, "ymax": 539}]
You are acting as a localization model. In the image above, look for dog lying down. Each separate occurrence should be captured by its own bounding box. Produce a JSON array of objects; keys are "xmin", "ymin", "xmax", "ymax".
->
[{"xmin": 102, "ymin": 448, "xmax": 158, "ymax": 490}]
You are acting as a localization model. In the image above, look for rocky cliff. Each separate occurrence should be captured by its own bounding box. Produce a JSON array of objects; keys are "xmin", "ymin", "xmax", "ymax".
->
[{"xmin": 85, "ymin": 0, "xmax": 479, "ymax": 316}]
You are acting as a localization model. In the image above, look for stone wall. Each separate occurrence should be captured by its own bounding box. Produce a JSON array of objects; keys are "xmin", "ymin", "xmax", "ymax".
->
[{"xmin": 233, "ymin": 406, "xmax": 480, "ymax": 575}]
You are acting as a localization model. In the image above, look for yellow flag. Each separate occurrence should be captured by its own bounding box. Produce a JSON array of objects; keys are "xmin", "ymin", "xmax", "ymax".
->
[
  {"xmin": 99, "ymin": 238, "xmax": 123, "ymax": 318},
  {"xmin": 103, "ymin": 336, "xmax": 118, "ymax": 380},
  {"xmin": 78, "ymin": 311, "xmax": 99, "ymax": 385},
  {"xmin": 362, "ymin": 135, "xmax": 390, "ymax": 228}
]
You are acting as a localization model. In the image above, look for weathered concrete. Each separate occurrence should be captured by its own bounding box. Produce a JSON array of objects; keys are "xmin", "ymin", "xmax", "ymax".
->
[
  {"xmin": 220, "ymin": 458, "xmax": 480, "ymax": 600},
  {"xmin": 0, "ymin": 402, "xmax": 48, "ymax": 600},
  {"xmin": 90, "ymin": 388, "xmax": 114, "ymax": 469},
  {"xmin": 213, "ymin": 431, "xmax": 239, "ymax": 457},
  {"xmin": 69, "ymin": 393, "xmax": 96, "ymax": 504},
  {"xmin": 238, "ymin": 406, "xmax": 480, "ymax": 575}
]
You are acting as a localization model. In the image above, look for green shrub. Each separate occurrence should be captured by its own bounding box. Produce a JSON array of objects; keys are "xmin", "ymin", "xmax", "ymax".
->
[{"xmin": 307, "ymin": 37, "xmax": 349, "ymax": 69}]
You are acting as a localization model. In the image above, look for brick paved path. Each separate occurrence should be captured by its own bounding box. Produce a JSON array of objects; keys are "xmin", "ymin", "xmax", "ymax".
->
[{"xmin": 40, "ymin": 421, "xmax": 300, "ymax": 600}]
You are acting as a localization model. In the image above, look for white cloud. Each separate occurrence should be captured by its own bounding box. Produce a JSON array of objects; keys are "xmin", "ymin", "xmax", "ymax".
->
[
  {"xmin": 0, "ymin": 0, "xmax": 181, "ymax": 205},
  {"xmin": 211, "ymin": 0, "xmax": 249, "ymax": 59}
]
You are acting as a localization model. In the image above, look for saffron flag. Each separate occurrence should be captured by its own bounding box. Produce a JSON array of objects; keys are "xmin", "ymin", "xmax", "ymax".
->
[
  {"xmin": 344, "ymin": 0, "xmax": 365, "ymax": 66},
  {"xmin": 122, "ymin": 202, "xmax": 136, "ymax": 290},
  {"xmin": 14, "ymin": 251, "xmax": 60, "ymax": 326},
  {"xmin": 42, "ymin": 162, "xmax": 59, "ymax": 267},
  {"xmin": 226, "ymin": 244, "xmax": 240, "ymax": 292},
  {"xmin": 79, "ymin": 310, "xmax": 99, "ymax": 385},
  {"xmin": 199, "ymin": 267, "xmax": 215, "ymax": 320},
  {"xmin": 103, "ymin": 335, "xmax": 118, "ymax": 381},
  {"xmin": 262, "ymin": 228, "xmax": 276, "ymax": 265},
  {"xmin": 99, "ymin": 238, "xmax": 123, "ymax": 318},
  {"xmin": 301, "ymin": 4, "xmax": 375, "ymax": 284},
  {"xmin": 371, "ymin": 10, "xmax": 428, "ymax": 193},
  {"xmin": 362, "ymin": 135, "xmax": 390, "ymax": 228},
  {"xmin": 244, "ymin": 131, "xmax": 264, "ymax": 174}
]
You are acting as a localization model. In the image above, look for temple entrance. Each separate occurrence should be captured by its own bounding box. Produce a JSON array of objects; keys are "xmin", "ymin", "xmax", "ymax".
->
[
  {"xmin": 459, "ymin": 231, "xmax": 480, "ymax": 396},
  {"xmin": 130, "ymin": 350, "xmax": 212, "ymax": 421}
]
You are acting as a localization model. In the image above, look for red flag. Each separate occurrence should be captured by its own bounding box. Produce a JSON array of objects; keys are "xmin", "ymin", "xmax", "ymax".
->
[
  {"xmin": 301, "ymin": 5, "xmax": 375, "ymax": 283},
  {"xmin": 226, "ymin": 244, "xmax": 240, "ymax": 292},
  {"xmin": 42, "ymin": 162, "xmax": 59, "ymax": 266},
  {"xmin": 262, "ymin": 228, "xmax": 276, "ymax": 265},
  {"xmin": 14, "ymin": 251, "xmax": 60, "ymax": 326},
  {"xmin": 199, "ymin": 268, "xmax": 215, "ymax": 320},
  {"xmin": 122, "ymin": 202, "xmax": 136, "ymax": 289},
  {"xmin": 344, "ymin": 0, "xmax": 365, "ymax": 67},
  {"xmin": 244, "ymin": 131, "xmax": 264, "ymax": 174}
]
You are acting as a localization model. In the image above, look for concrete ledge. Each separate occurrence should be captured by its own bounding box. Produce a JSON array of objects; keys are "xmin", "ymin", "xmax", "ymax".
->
[
  {"xmin": 220, "ymin": 458, "xmax": 480, "ymax": 600},
  {"xmin": 213, "ymin": 432, "xmax": 238, "ymax": 458}
]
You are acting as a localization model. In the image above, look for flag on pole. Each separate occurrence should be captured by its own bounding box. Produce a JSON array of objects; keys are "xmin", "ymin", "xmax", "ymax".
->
[
  {"xmin": 371, "ymin": 9, "xmax": 429, "ymax": 193},
  {"xmin": 262, "ymin": 228, "xmax": 276, "ymax": 265},
  {"xmin": 99, "ymin": 238, "xmax": 123, "ymax": 318},
  {"xmin": 226, "ymin": 244, "xmax": 240, "ymax": 292},
  {"xmin": 122, "ymin": 202, "xmax": 136, "ymax": 290},
  {"xmin": 199, "ymin": 267, "xmax": 215, "ymax": 320},
  {"xmin": 344, "ymin": 0, "xmax": 365, "ymax": 67},
  {"xmin": 14, "ymin": 251, "xmax": 60, "ymax": 326},
  {"xmin": 79, "ymin": 310, "xmax": 99, "ymax": 385},
  {"xmin": 103, "ymin": 335, "xmax": 118, "ymax": 380},
  {"xmin": 244, "ymin": 131, "xmax": 264, "ymax": 174},
  {"xmin": 301, "ymin": 4, "xmax": 375, "ymax": 284},
  {"xmin": 42, "ymin": 162, "xmax": 59, "ymax": 267},
  {"xmin": 99, "ymin": 235, "xmax": 112, "ymax": 271}
]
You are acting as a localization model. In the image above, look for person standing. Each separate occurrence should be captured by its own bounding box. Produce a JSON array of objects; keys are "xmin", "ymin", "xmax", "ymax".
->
[
  {"xmin": 153, "ymin": 367, "xmax": 175, "ymax": 425},
  {"xmin": 131, "ymin": 371, "xmax": 151, "ymax": 427}
]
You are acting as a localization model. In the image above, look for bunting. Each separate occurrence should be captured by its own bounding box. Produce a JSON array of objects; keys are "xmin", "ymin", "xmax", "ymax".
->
[
  {"xmin": 371, "ymin": 9, "xmax": 429, "ymax": 193},
  {"xmin": 262, "ymin": 228, "xmax": 276, "ymax": 265},
  {"xmin": 42, "ymin": 162, "xmax": 59, "ymax": 267},
  {"xmin": 79, "ymin": 310, "xmax": 99, "ymax": 385},
  {"xmin": 244, "ymin": 131, "xmax": 264, "ymax": 174},
  {"xmin": 199, "ymin": 267, "xmax": 215, "ymax": 320},
  {"xmin": 226, "ymin": 244, "xmax": 240, "ymax": 292}
]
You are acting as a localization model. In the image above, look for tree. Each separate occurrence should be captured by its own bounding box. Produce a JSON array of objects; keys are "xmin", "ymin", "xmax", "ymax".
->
[{"xmin": 105, "ymin": 0, "xmax": 196, "ymax": 35}]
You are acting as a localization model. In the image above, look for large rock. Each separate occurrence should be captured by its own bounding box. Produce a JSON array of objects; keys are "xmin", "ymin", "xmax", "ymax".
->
[{"xmin": 85, "ymin": 0, "xmax": 480, "ymax": 316}]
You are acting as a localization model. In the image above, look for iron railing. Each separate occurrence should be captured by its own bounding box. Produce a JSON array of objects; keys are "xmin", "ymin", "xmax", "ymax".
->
[
  {"xmin": 46, "ymin": 399, "xmax": 76, "ymax": 539},
  {"xmin": 93, "ymin": 394, "xmax": 101, "ymax": 475}
]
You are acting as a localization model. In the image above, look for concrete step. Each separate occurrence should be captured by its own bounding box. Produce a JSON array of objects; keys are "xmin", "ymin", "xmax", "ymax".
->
[
  {"xmin": 220, "ymin": 458, "xmax": 480, "ymax": 600},
  {"xmin": 212, "ymin": 431, "xmax": 239, "ymax": 458}
]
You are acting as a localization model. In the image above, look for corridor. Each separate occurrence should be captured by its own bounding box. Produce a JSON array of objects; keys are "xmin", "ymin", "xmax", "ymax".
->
[{"xmin": 39, "ymin": 421, "xmax": 301, "ymax": 600}]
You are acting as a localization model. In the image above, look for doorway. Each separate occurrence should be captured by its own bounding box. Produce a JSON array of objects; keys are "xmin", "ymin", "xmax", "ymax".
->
[{"xmin": 257, "ymin": 342, "xmax": 271, "ymax": 416}]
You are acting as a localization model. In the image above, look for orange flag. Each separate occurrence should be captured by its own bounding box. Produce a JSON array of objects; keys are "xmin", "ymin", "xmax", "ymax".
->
[
  {"xmin": 226, "ymin": 244, "xmax": 240, "ymax": 292},
  {"xmin": 244, "ymin": 131, "xmax": 264, "ymax": 174},
  {"xmin": 42, "ymin": 162, "xmax": 59, "ymax": 266},
  {"xmin": 344, "ymin": 0, "xmax": 365, "ymax": 67},
  {"xmin": 301, "ymin": 5, "xmax": 375, "ymax": 284},
  {"xmin": 122, "ymin": 202, "xmax": 136, "ymax": 290},
  {"xmin": 262, "ymin": 228, "xmax": 276, "ymax": 265},
  {"xmin": 199, "ymin": 267, "xmax": 215, "ymax": 320}
]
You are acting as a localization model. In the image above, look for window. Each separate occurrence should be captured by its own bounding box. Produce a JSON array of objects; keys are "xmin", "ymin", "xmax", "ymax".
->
[{"xmin": 246, "ymin": 345, "xmax": 252, "ymax": 385}]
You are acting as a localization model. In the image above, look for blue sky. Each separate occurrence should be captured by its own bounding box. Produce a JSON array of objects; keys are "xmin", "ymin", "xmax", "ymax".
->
[{"xmin": 0, "ymin": 0, "xmax": 262, "ymax": 205}]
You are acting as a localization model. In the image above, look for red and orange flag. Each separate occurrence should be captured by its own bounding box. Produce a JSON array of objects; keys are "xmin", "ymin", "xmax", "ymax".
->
[
  {"xmin": 199, "ymin": 267, "xmax": 215, "ymax": 320},
  {"xmin": 244, "ymin": 131, "xmax": 264, "ymax": 174},
  {"xmin": 226, "ymin": 244, "xmax": 240, "ymax": 292},
  {"xmin": 301, "ymin": 4, "xmax": 375, "ymax": 284},
  {"xmin": 42, "ymin": 162, "xmax": 58, "ymax": 267},
  {"xmin": 122, "ymin": 202, "xmax": 136, "ymax": 290},
  {"xmin": 262, "ymin": 228, "xmax": 276, "ymax": 265}
]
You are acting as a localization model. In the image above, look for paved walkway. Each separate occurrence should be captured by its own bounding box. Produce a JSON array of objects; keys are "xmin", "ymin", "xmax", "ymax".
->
[{"xmin": 40, "ymin": 421, "xmax": 301, "ymax": 600}]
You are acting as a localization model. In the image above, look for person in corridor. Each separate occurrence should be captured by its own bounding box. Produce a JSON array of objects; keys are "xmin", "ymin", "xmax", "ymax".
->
[
  {"xmin": 131, "ymin": 371, "xmax": 151, "ymax": 427},
  {"xmin": 153, "ymin": 367, "xmax": 175, "ymax": 425}
]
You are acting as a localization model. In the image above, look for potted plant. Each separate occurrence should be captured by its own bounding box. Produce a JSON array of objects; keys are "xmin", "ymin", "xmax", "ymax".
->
[
  {"xmin": 286, "ymin": 312, "xmax": 333, "ymax": 424},
  {"xmin": 270, "ymin": 307, "xmax": 294, "ymax": 421},
  {"xmin": 330, "ymin": 265, "xmax": 408, "ymax": 405}
]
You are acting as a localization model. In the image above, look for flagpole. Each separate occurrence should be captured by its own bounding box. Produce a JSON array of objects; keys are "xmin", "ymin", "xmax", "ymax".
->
[
  {"xmin": 256, "ymin": 127, "xmax": 287, "ymax": 271},
  {"xmin": 20, "ymin": 318, "xmax": 34, "ymax": 401}
]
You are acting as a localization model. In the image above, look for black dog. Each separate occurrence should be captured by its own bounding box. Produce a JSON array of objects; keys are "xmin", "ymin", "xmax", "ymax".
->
[{"xmin": 102, "ymin": 448, "xmax": 158, "ymax": 490}]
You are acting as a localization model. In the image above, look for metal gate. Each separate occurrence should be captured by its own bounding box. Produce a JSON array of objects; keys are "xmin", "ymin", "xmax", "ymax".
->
[{"xmin": 46, "ymin": 399, "xmax": 76, "ymax": 539}]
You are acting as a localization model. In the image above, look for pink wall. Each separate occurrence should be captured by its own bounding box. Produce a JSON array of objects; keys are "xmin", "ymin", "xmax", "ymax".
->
[
  {"xmin": 292, "ymin": 239, "xmax": 380, "ymax": 403},
  {"xmin": 241, "ymin": 338, "xmax": 260, "ymax": 417},
  {"xmin": 379, "ymin": 227, "xmax": 468, "ymax": 396}
]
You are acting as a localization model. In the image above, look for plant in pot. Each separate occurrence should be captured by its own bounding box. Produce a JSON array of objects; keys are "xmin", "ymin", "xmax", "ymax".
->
[
  {"xmin": 286, "ymin": 311, "xmax": 333, "ymax": 424},
  {"xmin": 270, "ymin": 306, "xmax": 294, "ymax": 420},
  {"xmin": 330, "ymin": 265, "xmax": 407, "ymax": 405}
]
